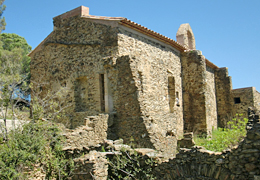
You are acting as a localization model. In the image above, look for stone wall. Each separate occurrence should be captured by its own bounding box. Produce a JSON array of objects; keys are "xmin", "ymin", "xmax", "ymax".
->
[
  {"xmin": 63, "ymin": 114, "xmax": 109, "ymax": 150},
  {"xmin": 253, "ymin": 87, "xmax": 260, "ymax": 112},
  {"xmin": 72, "ymin": 151, "xmax": 108, "ymax": 180},
  {"xmin": 30, "ymin": 16, "xmax": 119, "ymax": 128},
  {"xmin": 215, "ymin": 67, "xmax": 233, "ymax": 127},
  {"xmin": 117, "ymin": 26, "xmax": 183, "ymax": 156},
  {"xmin": 182, "ymin": 50, "xmax": 217, "ymax": 135},
  {"xmin": 30, "ymin": 16, "xmax": 184, "ymax": 157},
  {"xmin": 232, "ymin": 87, "xmax": 254, "ymax": 120},
  {"xmin": 71, "ymin": 108, "xmax": 260, "ymax": 179},
  {"xmin": 153, "ymin": 107, "xmax": 260, "ymax": 180},
  {"xmin": 205, "ymin": 65, "xmax": 218, "ymax": 134}
]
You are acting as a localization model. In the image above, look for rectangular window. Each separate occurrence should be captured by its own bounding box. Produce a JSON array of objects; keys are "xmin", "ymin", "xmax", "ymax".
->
[
  {"xmin": 100, "ymin": 74, "xmax": 105, "ymax": 112},
  {"xmin": 234, "ymin": 97, "xmax": 241, "ymax": 104},
  {"xmin": 168, "ymin": 76, "xmax": 175, "ymax": 113}
]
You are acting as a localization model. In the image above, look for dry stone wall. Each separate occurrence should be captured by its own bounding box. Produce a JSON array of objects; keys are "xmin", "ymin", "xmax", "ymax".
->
[
  {"xmin": 63, "ymin": 114, "xmax": 109, "ymax": 150},
  {"xmin": 69, "ymin": 108, "xmax": 260, "ymax": 179},
  {"xmin": 72, "ymin": 151, "xmax": 108, "ymax": 180},
  {"xmin": 153, "ymin": 107, "xmax": 260, "ymax": 180}
]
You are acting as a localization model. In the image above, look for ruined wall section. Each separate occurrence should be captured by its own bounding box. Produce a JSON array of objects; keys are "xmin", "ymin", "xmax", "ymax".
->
[
  {"xmin": 117, "ymin": 26, "xmax": 183, "ymax": 156},
  {"xmin": 153, "ymin": 108, "xmax": 260, "ymax": 180},
  {"xmin": 205, "ymin": 66, "xmax": 218, "ymax": 134},
  {"xmin": 30, "ymin": 16, "xmax": 119, "ymax": 128},
  {"xmin": 215, "ymin": 68, "xmax": 233, "ymax": 127},
  {"xmin": 232, "ymin": 87, "xmax": 254, "ymax": 120},
  {"xmin": 181, "ymin": 51, "xmax": 207, "ymax": 134}
]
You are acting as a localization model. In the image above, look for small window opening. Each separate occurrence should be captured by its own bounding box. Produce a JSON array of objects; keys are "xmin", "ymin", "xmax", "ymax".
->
[
  {"xmin": 176, "ymin": 91, "xmax": 180, "ymax": 106},
  {"xmin": 234, "ymin": 97, "xmax": 241, "ymax": 104},
  {"xmin": 100, "ymin": 74, "xmax": 105, "ymax": 112},
  {"xmin": 168, "ymin": 76, "xmax": 175, "ymax": 113},
  {"xmin": 74, "ymin": 77, "xmax": 88, "ymax": 112}
]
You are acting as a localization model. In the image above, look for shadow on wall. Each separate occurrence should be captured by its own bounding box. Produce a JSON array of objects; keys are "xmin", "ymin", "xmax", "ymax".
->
[{"xmin": 109, "ymin": 55, "xmax": 155, "ymax": 149}]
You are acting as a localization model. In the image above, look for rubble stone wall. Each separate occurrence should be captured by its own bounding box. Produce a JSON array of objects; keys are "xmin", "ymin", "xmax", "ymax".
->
[
  {"xmin": 30, "ymin": 16, "xmax": 119, "ymax": 128},
  {"xmin": 215, "ymin": 67, "xmax": 233, "ymax": 127},
  {"xmin": 181, "ymin": 50, "xmax": 207, "ymax": 134},
  {"xmin": 232, "ymin": 87, "xmax": 254, "ymax": 120},
  {"xmin": 63, "ymin": 114, "xmax": 109, "ymax": 150},
  {"xmin": 67, "ymin": 108, "xmax": 260, "ymax": 180},
  {"xmin": 253, "ymin": 87, "xmax": 260, "ymax": 112},
  {"xmin": 109, "ymin": 55, "xmax": 154, "ymax": 148},
  {"xmin": 117, "ymin": 26, "xmax": 183, "ymax": 156},
  {"xmin": 153, "ymin": 108, "xmax": 260, "ymax": 180},
  {"xmin": 205, "ymin": 65, "xmax": 218, "ymax": 134},
  {"xmin": 181, "ymin": 50, "xmax": 218, "ymax": 135}
]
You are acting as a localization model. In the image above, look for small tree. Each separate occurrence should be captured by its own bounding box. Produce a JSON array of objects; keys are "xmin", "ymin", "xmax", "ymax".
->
[
  {"xmin": 0, "ymin": 33, "xmax": 32, "ymax": 79},
  {"xmin": 29, "ymin": 79, "xmax": 71, "ymax": 124},
  {"xmin": 0, "ymin": 47, "xmax": 25, "ymax": 139},
  {"xmin": 0, "ymin": 28, "xmax": 32, "ymax": 139}
]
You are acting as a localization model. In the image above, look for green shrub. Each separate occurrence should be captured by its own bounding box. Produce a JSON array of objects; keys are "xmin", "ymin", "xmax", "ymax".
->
[
  {"xmin": 0, "ymin": 121, "xmax": 74, "ymax": 179},
  {"xmin": 108, "ymin": 149, "xmax": 156, "ymax": 180},
  {"xmin": 194, "ymin": 116, "xmax": 248, "ymax": 152}
]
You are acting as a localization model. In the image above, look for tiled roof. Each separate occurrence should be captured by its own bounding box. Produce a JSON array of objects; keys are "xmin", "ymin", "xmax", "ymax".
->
[{"xmin": 82, "ymin": 15, "xmax": 124, "ymax": 21}]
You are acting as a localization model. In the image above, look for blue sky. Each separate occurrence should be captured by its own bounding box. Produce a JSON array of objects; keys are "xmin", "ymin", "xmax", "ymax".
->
[{"xmin": 3, "ymin": 0, "xmax": 260, "ymax": 90}]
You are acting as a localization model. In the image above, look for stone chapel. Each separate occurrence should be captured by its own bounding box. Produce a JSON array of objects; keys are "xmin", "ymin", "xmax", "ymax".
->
[{"xmin": 29, "ymin": 6, "xmax": 260, "ymax": 155}]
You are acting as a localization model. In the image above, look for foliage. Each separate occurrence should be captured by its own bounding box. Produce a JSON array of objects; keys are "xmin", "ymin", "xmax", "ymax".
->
[
  {"xmin": 0, "ymin": 33, "xmax": 32, "ymax": 76},
  {"xmin": 194, "ymin": 115, "xmax": 248, "ymax": 152},
  {"xmin": 0, "ymin": 121, "xmax": 74, "ymax": 179},
  {"xmin": 0, "ymin": 0, "xmax": 5, "ymax": 33},
  {"xmin": 0, "ymin": 33, "xmax": 32, "ymax": 140},
  {"xmin": 0, "ymin": 46, "xmax": 25, "ymax": 139},
  {"xmin": 108, "ymin": 149, "xmax": 156, "ymax": 180}
]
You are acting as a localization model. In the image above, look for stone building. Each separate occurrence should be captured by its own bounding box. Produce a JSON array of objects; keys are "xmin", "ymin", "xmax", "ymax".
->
[{"xmin": 29, "ymin": 6, "xmax": 260, "ymax": 156}]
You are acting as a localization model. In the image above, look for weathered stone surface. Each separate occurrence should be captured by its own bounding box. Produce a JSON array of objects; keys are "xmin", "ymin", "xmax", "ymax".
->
[
  {"xmin": 215, "ymin": 68, "xmax": 233, "ymax": 128},
  {"xmin": 182, "ymin": 50, "xmax": 217, "ymax": 135},
  {"xmin": 177, "ymin": 132, "xmax": 195, "ymax": 148},
  {"xmin": 176, "ymin": 23, "xmax": 196, "ymax": 50},
  {"xmin": 148, "ymin": 108, "xmax": 260, "ymax": 179}
]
